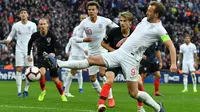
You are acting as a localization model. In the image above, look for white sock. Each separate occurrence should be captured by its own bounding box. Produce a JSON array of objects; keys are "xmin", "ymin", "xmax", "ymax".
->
[
  {"xmin": 61, "ymin": 69, "xmax": 68, "ymax": 88},
  {"xmin": 57, "ymin": 59, "xmax": 90, "ymax": 69},
  {"xmin": 108, "ymin": 88, "xmax": 113, "ymax": 99},
  {"xmin": 191, "ymin": 72, "xmax": 197, "ymax": 88},
  {"xmin": 92, "ymin": 79, "xmax": 101, "ymax": 94},
  {"xmin": 183, "ymin": 74, "xmax": 188, "ymax": 90},
  {"xmin": 64, "ymin": 72, "xmax": 73, "ymax": 93},
  {"xmin": 136, "ymin": 91, "xmax": 160, "ymax": 112},
  {"xmin": 16, "ymin": 72, "xmax": 22, "ymax": 93},
  {"xmin": 24, "ymin": 78, "xmax": 30, "ymax": 92},
  {"xmin": 77, "ymin": 70, "xmax": 83, "ymax": 89},
  {"xmin": 101, "ymin": 76, "xmax": 107, "ymax": 84}
]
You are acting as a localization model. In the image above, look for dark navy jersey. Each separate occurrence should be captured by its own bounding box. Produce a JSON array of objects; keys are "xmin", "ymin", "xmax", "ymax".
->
[
  {"xmin": 144, "ymin": 42, "xmax": 161, "ymax": 63},
  {"xmin": 28, "ymin": 31, "xmax": 61, "ymax": 57},
  {"xmin": 103, "ymin": 27, "xmax": 133, "ymax": 50}
]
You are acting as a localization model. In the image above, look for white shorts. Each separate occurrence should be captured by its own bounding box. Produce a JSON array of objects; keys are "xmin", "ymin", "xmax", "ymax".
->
[
  {"xmin": 102, "ymin": 50, "xmax": 140, "ymax": 82},
  {"xmin": 88, "ymin": 49, "xmax": 107, "ymax": 75},
  {"xmin": 15, "ymin": 51, "xmax": 33, "ymax": 67},
  {"xmin": 182, "ymin": 61, "xmax": 195, "ymax": 73}
]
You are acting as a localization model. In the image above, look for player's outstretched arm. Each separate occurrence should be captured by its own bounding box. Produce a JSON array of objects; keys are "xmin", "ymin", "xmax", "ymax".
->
[{"xmin": 164, "ymin": 39, "xmax": 177, "ymax": 72}]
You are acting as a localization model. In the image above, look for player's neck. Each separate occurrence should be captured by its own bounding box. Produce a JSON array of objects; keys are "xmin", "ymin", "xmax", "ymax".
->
[
  {"xmin": 90, "ymin": 16, "xmax": 97, "ymax": 23},
  {"xmin": 149, "ymin": 18, "xmax": 160, "ymax": 23},
  {"xmin": 185, "ymin": 42, "xmax": 190, "ymax": 45},
  {"xmin": 21, "ymin": 19, "xmax": 28, "ymax": 24},
  {"xmin": 121, "ymin": 29, "xmax": 130, "ymax": 37}
]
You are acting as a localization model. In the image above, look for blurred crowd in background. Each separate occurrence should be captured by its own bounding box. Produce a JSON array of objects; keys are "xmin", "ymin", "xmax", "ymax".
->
[{"xmin": 0, "ymin": 0, "xmax": 200, "ymax": 70}]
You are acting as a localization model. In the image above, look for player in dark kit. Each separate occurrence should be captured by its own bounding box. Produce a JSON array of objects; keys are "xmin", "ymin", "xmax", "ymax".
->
[
  {"xmin": 139, "ymin": 42, "xmax": 163, "ymax": 96},
  {"xmin": 27, "ymin": 18, "xmax": 67, "ymax": 102}
]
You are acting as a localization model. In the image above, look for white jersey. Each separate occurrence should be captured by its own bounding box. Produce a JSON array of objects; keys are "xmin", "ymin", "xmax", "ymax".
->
[
  {"xmin": 77, "ymin": 16, "xmax": 118, "ymax": 55},
  {"xmin": 119, "ymin": 17, "xmax": 168, "ymax": 62},
  {"xmin": 65, "ymin": 25, "xmax": 88, "ymax": 57},
  {"xmin": 179, "ymin": 43, "xmax": 197, "ymax": 63},
  {"xmin": 7, "ymin": 21, "xmax": 37, "ymax": 52}
]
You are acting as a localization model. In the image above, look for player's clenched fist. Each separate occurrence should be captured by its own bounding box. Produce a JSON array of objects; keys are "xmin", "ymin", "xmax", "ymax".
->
[{"xmin": 27, "ymin": 56, "xmax": 32, "ymax": 62}]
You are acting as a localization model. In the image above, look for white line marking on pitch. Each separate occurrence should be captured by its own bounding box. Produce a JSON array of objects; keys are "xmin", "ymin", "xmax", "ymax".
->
[{"xmin": 0, "ymin": 105, "xmax": 95, "ymax": 112}]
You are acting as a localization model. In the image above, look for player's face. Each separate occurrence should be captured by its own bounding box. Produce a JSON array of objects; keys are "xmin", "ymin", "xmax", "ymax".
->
[
  {"xmin": 38, "ymin": 20, "xmax": 48, "ymax": 32},
  {"xmin": 87, "ymin": 6, "xmax": 98, "ymax": 18},
  {"xmin": 184, "ymin": 36, "xmax": 191, "ymax": 43},
  {"xmin": 19, "ymin": 11, "xmax": 28, "ymax": 20},
  {"xmin": 146, "ymin": 5, "xmax": 157, "ymax": 22},
  {"xmin": 119, "ymin": 16, "xmax": 131, "ymax": 30}
]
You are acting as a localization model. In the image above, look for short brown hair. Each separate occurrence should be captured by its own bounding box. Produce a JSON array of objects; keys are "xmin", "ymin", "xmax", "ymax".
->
[
  {"xmin": 86, "ymin": 1, "xmax": 100, "ymax": 9},
  {"xmin": 18, "ymin": 8, "xmax": 28, "ymax": 14},
  {"xmin": 150, "ymin": 1, "xmax": 165, "ymax": 18},
  {"xmin": 118, "ymin": 11, "xmax": 134, "ymax": 23}
]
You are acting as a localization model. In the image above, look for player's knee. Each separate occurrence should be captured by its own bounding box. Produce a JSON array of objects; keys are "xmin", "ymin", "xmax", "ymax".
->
[
  {"xmin": 90, "ymin": 75, "xmax": 96, "ymax": 82},
  {"xmin": 128, "ymin": 91, "xmax": 137, "ymax": 99}
]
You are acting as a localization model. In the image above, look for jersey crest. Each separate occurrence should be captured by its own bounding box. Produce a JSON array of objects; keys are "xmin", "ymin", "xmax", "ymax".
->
[
  {"xmin": 18, "ymin": 30, "xmax": 22, "ymax": 35},
  {"xmin": 27, "ymin": 26, "xmax": 31, "ymax": 31},
  {"xmin": 47, "ymin": 37, "xmax": 51, "ymax": 43},
  {"xmin": 85, "ymin": 27, "xmax": 92, "ymax": 35}
]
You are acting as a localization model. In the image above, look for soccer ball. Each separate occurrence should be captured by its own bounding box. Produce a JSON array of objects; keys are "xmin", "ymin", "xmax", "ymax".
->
[{"xmin": 25, "ymin": 66, "xmax": 41, "ymax": 81}]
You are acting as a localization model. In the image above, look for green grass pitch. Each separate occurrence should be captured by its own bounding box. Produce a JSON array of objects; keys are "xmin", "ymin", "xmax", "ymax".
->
[{"xmin": 0, "ymin": 81, "xmax": 199, "ymax": 112}]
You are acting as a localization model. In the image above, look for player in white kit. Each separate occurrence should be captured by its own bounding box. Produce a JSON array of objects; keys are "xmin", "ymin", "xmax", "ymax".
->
[
  {"xmin": 62, "ymin": 14, "xmax": 88, "ymax": 97},
  {"xmin": 70, "ymin": 1, "xmax": 118, "ymax": 107},
  {"xmin": 178, "ymin": 34, "xmax": 198, "ymax": 92},
  {"xmin": 44, "ymin": 1, "xmax": 177, "ymax": 112},
  {"xmin": 0, "ymin": 8, "xmax": 37, "ymax": 97}
]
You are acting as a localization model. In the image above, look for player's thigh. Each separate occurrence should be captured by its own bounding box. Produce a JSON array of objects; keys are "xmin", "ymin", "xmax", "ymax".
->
[
  {"xmin": 15, "ymin": 52, "xmax": 25, "ymax": 66},
  {"xmin": 120, "ymin": 56, "xmax": 140, "ymax": 82},
  {"xmin": 182, "ymin": 62, "xmax": 189, "ymax": 73},
  {"xmin": 101, "ymin": 50, "xmax": 120, "ymax": 68},
  {"xmin": 188, "ymin": 62, "xmax": 195, "ymax": 72},
  {"xmin": 106, "ymin": 67, "xmax": 121, "ymax": 77}
]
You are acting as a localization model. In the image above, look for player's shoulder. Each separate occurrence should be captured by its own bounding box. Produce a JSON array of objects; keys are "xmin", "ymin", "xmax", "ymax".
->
[
  {"xmin": 180, "ymin": 43, "xmax": 186, "ymax": 47},
  {"xmin": 98, "ymin": 16, "xmax": 111, "ymax": 22},
  {"xmin": 12, "ymin": 21, "xmax": 21, "ymax": 27},
  {"xmin": 27, "ymin": 21, "xmax": 36, "ymax": 25},
  {"xmin": 141, "ymin": 17, "xmax": 148, "ymax": 22},
  {"xmin": 190, "ymin": 43, "xmax": 196, "ymax": 47},
  {"xmin": 81, "ymin": 17, "xmax": 90, "ymax": 23}
]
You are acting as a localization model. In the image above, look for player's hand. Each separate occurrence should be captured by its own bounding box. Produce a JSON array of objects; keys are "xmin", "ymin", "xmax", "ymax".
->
[
  {"xmin": 66, "ymin": 52, "xmax": 70, "ymax": 57},
  {"xmin": 84, "ymin": 50, "xmax": 88, "ymax": 55},
  {"xmin": 194, "ymin": 63, "xmax": 198, "ymax": 69},
  {"xmin": 83, "ymin": 37, "xmax": 93, "ymax": 42},
  {"xmin": 159, "ymin": 62, "xmax": 163, "ymax": 70},
  {"xmin": 27, "ymin": 56, "xmax": 32, "ymax": 62},
  {"xmin": 170, "ymin": 64, "xmax": 177, "ymax": 73},
  {"xmin": 49, "ymin": 53, "xmax": 55, "ymax": 57},
  {"xmin": 116, "ymin": 38, "xmax": 127, "ymax": 47}
]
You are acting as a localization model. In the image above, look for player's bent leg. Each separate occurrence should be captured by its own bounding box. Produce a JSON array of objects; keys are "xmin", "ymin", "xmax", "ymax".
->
[
  {"xmin": 127, "ymin": 81, "xmax": 164, "ymax": 112},
  {"xmin": 52, "ymin": 77, "xmax": 67, "ymax": 102},
  {"xmin": 16, "ymin": 66, "xmax": 23, "ymax": 97},
  {"xmin": 77, "ymin": 70, "xmax": 84, "ymax": 93}
]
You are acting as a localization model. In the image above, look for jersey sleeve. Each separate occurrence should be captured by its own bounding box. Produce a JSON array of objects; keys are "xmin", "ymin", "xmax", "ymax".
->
[
  {"xmin": 7, "ymin": 24, "xmax": 16, "ymax": 41},
  {"xmin": 32, "ymin": 23, "xmax": 37, "ymax": 33},
  {"xmin": 103, "ymin": 28, "xmax": 114, "ymax": 44},
  {"xmin": 28, "ymin": 33, "xmax": 37, "ymax": 55},
  {"xmin": 65, "ymin": 38, "xmax": 72, "ymax": 53},
  {"xmin": 157, "ymin": 26, "xmax": 171, "ymax": 43},
  {"xmin": 193, "ymin": 44, "xmax": 197, "ymax": 53},
  {"xmin": 179, "ymin": 45, "xmax": 183, "ymax": 53},
  {"xmin": 76, "ymin": 21, "xmax": 86, "ymax": 38},
  {"xmin": 105, "ymin": 18, "xmax": 118, "ymax": 28}
]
